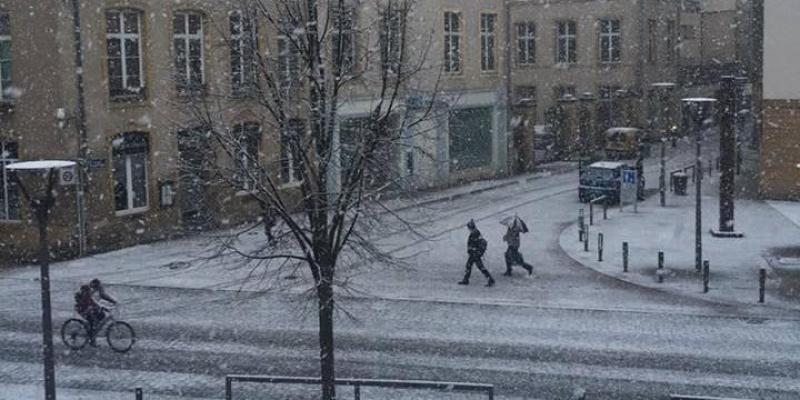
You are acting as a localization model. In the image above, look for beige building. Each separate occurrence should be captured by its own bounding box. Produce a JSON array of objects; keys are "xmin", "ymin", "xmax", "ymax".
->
[
  {"xmin": 758, "ymin": 0, "xmax": 800, "ymax": 200},
  {"xmin": 0, "ymin": 0, "xmax": 715, "ymax": 262},
  {"xmin": 507, "ymin": 0, "xmax": 683, "ymax": 168}
]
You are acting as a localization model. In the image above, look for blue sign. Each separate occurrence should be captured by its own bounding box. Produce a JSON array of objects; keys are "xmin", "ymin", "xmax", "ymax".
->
[{"xmin": 622, "ymin": 170, "xmax": 636, "ymax": 184}]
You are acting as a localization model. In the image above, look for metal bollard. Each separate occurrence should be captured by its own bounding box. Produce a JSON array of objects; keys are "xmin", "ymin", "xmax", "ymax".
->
[
  {"xmin": 759, "ymin": 268, "xmax": 766, "ymax": 303},
  {"xmin": 703, "ymin": 260, "xmax": 710, "ymax": 293},
  {"xmin": 578, "ymin": 209, "xmax": 585, "ymax": 242},
  {"xmin": 584, "ymin": 227, "xmax": 590, "ymax": 252},
  {"xmin": 135, "ymin": 388, "xmax": 143, "ymax": 400},
  {"xmin": 589, "ymin": 202, "xmax": 594, "ymax": 226},
  {"xmin": 622, "ymin": 242, "xmax": 629, "ymax": 272},
  {"xmin": 598, "ymin": 233, "xmax": 604, "ymax": 262},
  {"xmin": 657, "ymin": 251, "xmax": 665, "ymax": 283}
]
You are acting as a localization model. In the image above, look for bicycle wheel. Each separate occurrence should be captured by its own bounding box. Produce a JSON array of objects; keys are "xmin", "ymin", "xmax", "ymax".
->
[
  {"xmin": 106, "ymin": 321, "xmax": 135, "ymax": 353},
  {"xmin": 61, "ymin": 318, "xmax": 90, "ymax": 350}
]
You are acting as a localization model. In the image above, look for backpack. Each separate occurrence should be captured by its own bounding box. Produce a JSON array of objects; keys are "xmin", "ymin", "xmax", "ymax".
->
[{"xmin": 476, "ymin": 237, "xmax": 488, "ymax": 255}]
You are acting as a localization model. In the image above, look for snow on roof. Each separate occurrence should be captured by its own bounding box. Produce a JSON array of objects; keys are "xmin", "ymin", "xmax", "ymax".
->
[
  {"xmin": 589, "ymin": 161, "xmax": 628, "ymax": 169},
  {"xmin": 6, "ymin": 160, "xmax": 76, "ymax": 170}
]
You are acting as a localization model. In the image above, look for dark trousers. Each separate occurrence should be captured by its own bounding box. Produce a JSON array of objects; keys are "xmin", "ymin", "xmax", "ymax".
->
[
  {"xmin": 464, "ymin": 254, "xmax": 493, "ymax": 282},
  {"xmin": 505, "ymin": 246, "xmax": 533, "ymax": 273}
]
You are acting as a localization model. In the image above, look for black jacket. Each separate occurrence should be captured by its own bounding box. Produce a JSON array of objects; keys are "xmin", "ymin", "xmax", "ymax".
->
[{"xmin": 467, "ymin": 229, "xmax": 484, "ymax": 255}]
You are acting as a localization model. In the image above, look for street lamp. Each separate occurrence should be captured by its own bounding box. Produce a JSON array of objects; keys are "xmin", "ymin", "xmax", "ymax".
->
[
  {"xmin": 651, "ymin": 82, "xmax": 676, "ymax": 207},
  {"xmin": 7, "ymin": 160, "xmax": 77, "ymax": 400},
  {"xmin": 681, "ymin": 98, "xmax": 716, "ymax": 273}
]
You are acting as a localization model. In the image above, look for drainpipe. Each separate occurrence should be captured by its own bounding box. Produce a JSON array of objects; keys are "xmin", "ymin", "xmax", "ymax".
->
[
  {"xmin": 504, "ymin": 0, "xmax": 513, "ymax": 176},
  {"xmin": 70, "ymin": 0, "xmax": 88, "ymax": 255}
]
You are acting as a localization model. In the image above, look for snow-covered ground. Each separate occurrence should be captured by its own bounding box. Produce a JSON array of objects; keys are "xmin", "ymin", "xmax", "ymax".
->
[
  {"xmin": 768, "ymin": 200, "xmax": 800, "ymax": 229},
  {"xmin": 561, "ymin": 170, "xmax": 800, "ymax": 313}
]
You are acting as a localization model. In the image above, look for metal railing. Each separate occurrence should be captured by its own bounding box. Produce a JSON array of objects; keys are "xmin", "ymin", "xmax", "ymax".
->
[
  {"xmin": 669, "ymin": 395, "xmax": 753, "ymax": 400},
  {"xmin": 225, "ymin": 375, "xmax": 495, "ymax": 400}
]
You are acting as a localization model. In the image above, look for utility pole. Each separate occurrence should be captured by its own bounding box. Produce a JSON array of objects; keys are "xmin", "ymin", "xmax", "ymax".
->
[
  {"xmin": 8, "ymin": 161, "xmax": 77, "ymax": 400},
  {"xmin": 682, "ymin": 98, "xmax": 716, "ymax": 273},
  {"xmin": 71, "ymin": 0, "xmax": 89, "ymax": 255},
  {"xmin": 713, "ymin": 76, "xmax": 743, "ymax": 238}
]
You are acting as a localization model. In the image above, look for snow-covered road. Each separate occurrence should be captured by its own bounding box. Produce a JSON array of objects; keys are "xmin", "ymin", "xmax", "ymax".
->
[{"xmin": 3, "ymin": 137, "xmax": 798, "ymax": 399}]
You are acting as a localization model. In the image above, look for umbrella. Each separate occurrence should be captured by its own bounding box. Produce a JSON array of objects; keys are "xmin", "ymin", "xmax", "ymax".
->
[{"xmin": 500, "ymin": 215, "xmax": 529, "ymax": 233}]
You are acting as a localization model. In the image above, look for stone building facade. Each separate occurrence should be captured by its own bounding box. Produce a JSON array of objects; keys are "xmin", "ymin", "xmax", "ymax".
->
[{"xmin": 0, "ymin": 0, "xmax": 719, "ymax": 262}]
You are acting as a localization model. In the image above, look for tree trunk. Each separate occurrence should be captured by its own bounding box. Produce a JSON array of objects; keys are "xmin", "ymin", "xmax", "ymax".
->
[{"xmin": 317, "ymin": 270, "xmax": 336, "ymax": 400}]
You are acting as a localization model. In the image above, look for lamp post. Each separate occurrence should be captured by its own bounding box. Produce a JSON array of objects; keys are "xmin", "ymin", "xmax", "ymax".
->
[
  {"xmin": 681, "ymin": 98, "xmax": 716, "ymax": 273},
  {"xmin": 7, "ymin": 160, "xmax": 77, "ymax": 400},
  {"xmin": 651, "ymin": 83, "xmax": 676, "ymax": 207}
]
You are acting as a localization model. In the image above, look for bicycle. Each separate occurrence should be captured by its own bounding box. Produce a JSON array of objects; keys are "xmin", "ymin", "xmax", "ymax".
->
[{"xmin": 61, "ymin": 305, "xmax": 136, "ymax": 353}]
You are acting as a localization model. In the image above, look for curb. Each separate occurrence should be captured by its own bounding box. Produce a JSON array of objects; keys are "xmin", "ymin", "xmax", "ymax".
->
[
  {"xmin": 391, "ymin": 166, "xmax": 574, "ymax": 214},
  {"xmin": 557, "ymin": 220, "xmax": 800, "ymax": 317}
]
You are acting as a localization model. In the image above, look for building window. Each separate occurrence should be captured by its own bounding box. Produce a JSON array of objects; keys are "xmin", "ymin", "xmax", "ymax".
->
[
  {"xmin": 681, "ymin": 24, "xmax": 696, "ymax": 40},
  {"xmin": 230, "ymin": 10, "xmax": 257, "ymax": 95},
  {"xmin": 106, "ymin": 10, "xmax": 144, "ymax": 100},
  {"xmin": 598, "ymin": 86, "xmax": 622, "ymax": 130},
  {"xmin": 666, "ymin": 20, "xmax": 675, "ymax": 63},
  {"xmin": 554, "ymin": 85, "xmax": 576, "ymax": 101},
  {"xmin": 112, "ymin": 133, "xmax": 149, "ymax": 212},
  {"xmin": 648, "ymin": 19, "xmax": 657, "ymax": 64},
  {"xmin": 514, "ymin": 86, "xmax": 537, "ymax": 107},
  {"xmin": 556, "ymin": 21, "xmax": 577, "ymax": 64},
  {"xmin": 0, "ymin": 13, "xmax": 11, "ymax": 101},
  {"xmin": 599, "ymin": 19, "xmax": 621, "ymax": 63},
  {"xmin": 480, "ymin": 13, "xmax": 496, "ymax": 72},
  {"xmin": 516, "ymin": 22, "xmax": 536, "ymax": 65},
  {"xmin": 278, "ymin": 21, "xmax": 301, "ymax": 95},
  {"xmin": 280, "ymin": 119, "xmax": 304, "ymax": 185},
  {"xmin": 443, "ymin": 11, "xmax": 461, "ymax": 73},
  {"xmin": 380, "ymin": 5, "xmax": 403, "ymax": 73},
  {"xmin": 234, "ymin": 123, "xmax": 261, "ymax": 191},
  {"xmin": 0, "ymin": 140, "xmax": 18, "ymax": 221},
  {"xmin": 331, "ymin": 6, "xmax": 356, "ymax": 76},
  {"xmin": 173, "ymin": 12, "xmax": 204, "ymax": 92}
]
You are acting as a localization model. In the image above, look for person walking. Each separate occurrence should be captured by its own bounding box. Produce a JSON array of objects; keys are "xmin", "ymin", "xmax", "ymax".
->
[
  {"xmin": 458, "ymin": 219, "xmax": 495, "ymax": 287},
  {"xmin": 503, "ymin": 217, "xmax": 534, "ymax": 276}
]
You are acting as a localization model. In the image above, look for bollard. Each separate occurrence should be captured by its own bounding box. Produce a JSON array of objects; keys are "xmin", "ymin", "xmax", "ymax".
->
[
  {"xmin": 759, "ymin": 268, "xmax": 766, "ymax": 303},
  {"xmin": 598, "ymin": 233, "xmax": 604, "ymax": 262},
  {"xmin": 589, "ymin": 202, "xmax": 594, "ymax": 226},
  {"xmin": 703, "ymin": 260, "xmax": 710, "ymax": 293},
  {"xmin": 622, "ymin": 242, "xmax": 629, "ymax": 272},
  {"xmin": 584, "ymin": 227, "xmax": 590, "ymax": 252},
  {"xmin": 578, "ymin": 210, "xmax": 585, "ymax": 242},
  {"xmin": 603, "ymin": 201, "xmax": 608, "ymax": 220},
  {"xmin": 135, "ymin": 388, "xmax": 143, "ymax": 400},
  {"xmin": 657, "ymin": 251, "xmax": 665, "ymax": 283}
]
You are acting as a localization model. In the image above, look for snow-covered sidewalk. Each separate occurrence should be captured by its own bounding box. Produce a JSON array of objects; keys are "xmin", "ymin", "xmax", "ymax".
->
[{"xmin": 560, "ymin": 172, "xmax": 800, "ymax": 312}]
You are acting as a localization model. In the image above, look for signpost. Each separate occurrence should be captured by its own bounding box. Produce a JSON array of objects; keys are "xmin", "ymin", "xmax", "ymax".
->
[{"xmin": 620, "ymin": 168, "xmax": 638, "ymax": 212}]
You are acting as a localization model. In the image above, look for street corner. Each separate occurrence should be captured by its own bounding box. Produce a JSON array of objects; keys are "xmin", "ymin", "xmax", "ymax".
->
[{"xmin": 557, "ymin": 209, "xmax": 794, "ymax": 314}]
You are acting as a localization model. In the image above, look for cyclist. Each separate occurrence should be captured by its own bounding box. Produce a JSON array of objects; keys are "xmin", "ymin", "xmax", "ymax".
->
[{"xmin": 74, "ymin": 279, "xmax": 117, "ymax": 346}]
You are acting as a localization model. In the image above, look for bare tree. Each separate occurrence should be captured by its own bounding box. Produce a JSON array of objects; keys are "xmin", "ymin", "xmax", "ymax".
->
[{"xmin": 176, "ymin": 1, "xmax": 440, "ymax": 399}]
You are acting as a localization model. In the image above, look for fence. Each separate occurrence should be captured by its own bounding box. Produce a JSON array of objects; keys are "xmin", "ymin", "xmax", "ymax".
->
[{"xmin": 225, "ymin": 375, "xmax": 495, "ymax": 400}]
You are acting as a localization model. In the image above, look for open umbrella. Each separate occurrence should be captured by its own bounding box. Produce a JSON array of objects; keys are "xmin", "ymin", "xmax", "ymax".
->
[{"xmin": 500, "ymin": 215, "xmax": 529, "ymax": 233}]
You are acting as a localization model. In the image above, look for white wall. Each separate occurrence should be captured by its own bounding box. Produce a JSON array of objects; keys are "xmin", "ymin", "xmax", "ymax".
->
[{"xmin": 763, "ymin": 0, "xmax": 800, "ymax": 100}]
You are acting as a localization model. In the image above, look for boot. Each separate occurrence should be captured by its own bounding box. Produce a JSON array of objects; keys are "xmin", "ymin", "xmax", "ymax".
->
[
  {"xmin": 485, "ymin": 278, "xmax": 495, "ymax": 287},
  {"xmin": 457, "ymin": 280, "xmax": 469, "ymax": 285},
  {"xmin": 503, "ymin": 269, "xmax": 512, "ymax": 276}
]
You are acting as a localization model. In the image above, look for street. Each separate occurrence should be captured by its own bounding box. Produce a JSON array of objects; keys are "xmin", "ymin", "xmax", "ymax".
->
[{"xmin": 2, "ymin": 142, "xmax": 800, "ymax": 399}]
